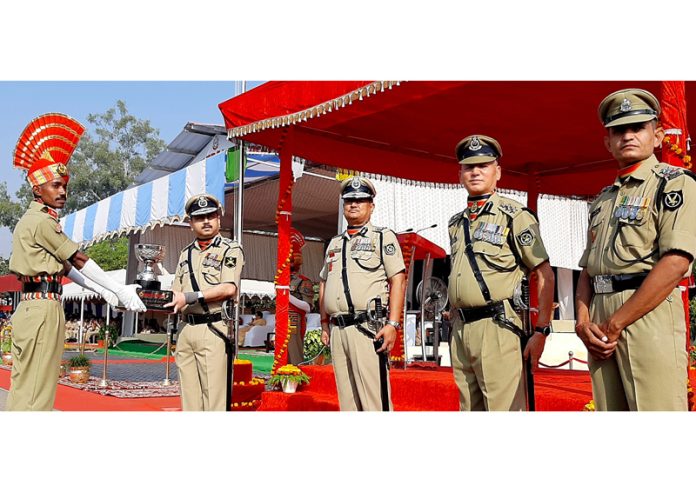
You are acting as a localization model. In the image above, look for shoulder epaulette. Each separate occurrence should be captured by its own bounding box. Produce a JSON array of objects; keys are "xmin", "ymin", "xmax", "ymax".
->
[
  {"xmin": 497, "ymin": 200, "xmax": 521, "ymax": 217},
  {"xmin": 373, "ymin": 226, "xmax": 386, "ymax": 232},
  {"xmin": 656, "ymin": 165, "xmax": 684, "ymax": 181},
  {"xmin": 521, "ymin": 206, "xmax": 539, "ymax": 221},
  {"xmin": 448, "ymin": 211, "xmax": 464, "ymax": 227},
  {"xmin": 599, "ymin": 185, "xmax": 617, "ymax": 195}
]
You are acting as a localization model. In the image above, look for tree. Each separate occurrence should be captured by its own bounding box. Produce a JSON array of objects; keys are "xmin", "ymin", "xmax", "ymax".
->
[
  {"xmin": 84, "ymin": 237, "xmax": 129, "ymax": 271},
  {"xmin": 0, "ymin": 256, "xmax": 9, "ymax": 275},
  {"xmin": 0, "ymin": 182, "xmax": 22, "ymax": 230},
  {"xmin": 4, "ymin": 100, "xmax": 166, "ymax": 220}
]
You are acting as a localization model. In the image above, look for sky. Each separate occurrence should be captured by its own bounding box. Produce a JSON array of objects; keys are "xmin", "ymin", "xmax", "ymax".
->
[{"xmin": 0, "ymin": 81, "xmax": 263, "ymax": 257}]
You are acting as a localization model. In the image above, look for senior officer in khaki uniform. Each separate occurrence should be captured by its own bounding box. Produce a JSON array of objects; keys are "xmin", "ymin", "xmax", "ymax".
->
[
  {"xmin": 448, "ymin": 135, "xmax": 555, "ymax": 411},
  {"xmin": 319, "ymin": 177, "xmax": 406, "ymax": 411},
  {"xmin": 575, "ymin": 88, "xmax": 696, "ymax": 411},
  {"xmin": 165, "ymin": 194, "xmax": 244, "ymax": 411},
  {"xmin": 8, "ymin": 113, "xmax": 146, "ymax": 411}
]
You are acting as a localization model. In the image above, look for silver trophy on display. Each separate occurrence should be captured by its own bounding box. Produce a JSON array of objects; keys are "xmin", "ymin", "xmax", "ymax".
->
[{"xmin": 134, "ymin": 243, "xmax": 173, "ymax": 311}]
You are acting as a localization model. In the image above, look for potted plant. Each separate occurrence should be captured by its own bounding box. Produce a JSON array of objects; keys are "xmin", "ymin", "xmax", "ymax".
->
[
  {"xmin": 68, "ymin": 354, "xmax": 91, "ymax": 384},
  {"xmin": 303, "ymin": 329, "xmax": 331, "ymax": 365},
  {"xmin": 267, "ymin": 364, "xmax": 310, "ymax": 394},
  {"xmin": 1, "ymin": 325, "xmax": 12, "ymax": 366}
]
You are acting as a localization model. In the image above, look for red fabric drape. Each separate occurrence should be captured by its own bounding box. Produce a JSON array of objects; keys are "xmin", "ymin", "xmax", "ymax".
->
[{"xmin": 659, "ymin": 81, "xmax": 692, "ymax": 348}]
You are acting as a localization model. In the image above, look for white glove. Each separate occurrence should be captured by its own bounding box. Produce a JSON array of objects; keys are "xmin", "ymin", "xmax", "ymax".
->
[
  {"xmin": 79, "ymin": 259, "xmax": 147, "ymax": 313},
  {"xmin": 289, "ymin": 294, "xmax": 311, "ymax": 313},
  {"xmin": 66, "ymin": 266, "xmax": 120, "ymax": 307}
]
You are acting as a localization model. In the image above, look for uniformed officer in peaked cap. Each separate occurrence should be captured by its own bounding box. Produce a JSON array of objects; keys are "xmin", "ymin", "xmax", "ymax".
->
[
  {"xmin": 8, "ymin": 113, "xmax": 146, "ymax": 411},
  {"xmin": 165, "ymin": 193, "xmax": 244, "ymax": 411},
  {"xmin": 448, "ymin": 134, "xmax": 555, "ymax": 411},
  {"xmin": 318, "ymin": 176, "xmax": 406, "ymax": 411},
  {"xmin": 575, "ymin": 88, "xmax": 696, "ymax": 411}
]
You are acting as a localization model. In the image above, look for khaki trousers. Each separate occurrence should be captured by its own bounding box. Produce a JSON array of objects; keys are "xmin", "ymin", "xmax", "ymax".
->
[
  {"xmin": 7, "ymin": 300, "xmax": 65, "ymax": 411},
  {"xmin": 175, "ymin": 320, "xmax": 228, "ymax": 411},
  {"xmin": 589, "ymin": 288, "xmax": 688, "ymax": 411},
  {"xmin": 449, "ymin": 302, "xmax": 526, "ymax": 411},
  {"xmin": 330, "ymin": 323, "xmax": 392, "ymax": 411}
]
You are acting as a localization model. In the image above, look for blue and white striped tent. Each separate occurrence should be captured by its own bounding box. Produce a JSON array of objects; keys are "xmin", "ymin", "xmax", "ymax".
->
[{"xmin": 60, "ymin": 151, "xmax": 279, "ymax": 246}]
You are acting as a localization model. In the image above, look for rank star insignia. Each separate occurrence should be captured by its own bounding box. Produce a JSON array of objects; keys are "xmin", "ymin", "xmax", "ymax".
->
[
  {"xmin": 384, "ymin": 244, "xmax": 397, "ymax": 256},
  {"xmin": 663, "ymin": 190, "xmax": 683, "ymax": 210},
  {"xmin": 516, "ymin": 228, "xmax": 535, "ymax": 246},
  {"xmin": 468, "ymin": 136, "xmax": 482, "ymax": 151},
  {"xmin": 224, "ymin": 257, "xmax": 237, "ymax": 268},
  {"xmin": 620, "ymin": 98, "xmax": 632, "ymax": 112}
]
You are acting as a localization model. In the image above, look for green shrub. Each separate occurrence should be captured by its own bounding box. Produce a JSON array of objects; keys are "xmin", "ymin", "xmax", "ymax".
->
[
  {"xmin": 68, "ymin": 354, "xmax": 91, "ymax": 368},
  {"xmin": 304, "ymin": 329, "xmax": 330, "ymax": 362}
]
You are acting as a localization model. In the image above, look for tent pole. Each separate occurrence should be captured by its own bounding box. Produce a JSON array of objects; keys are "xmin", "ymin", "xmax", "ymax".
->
[{"xmin": 79, "ymin": 296, "xmax": 85, "ymax": 355}]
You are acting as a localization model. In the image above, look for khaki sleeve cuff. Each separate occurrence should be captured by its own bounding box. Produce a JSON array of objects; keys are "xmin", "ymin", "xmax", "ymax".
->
[
  {"xmin": 659, "ymin": 230, "xmax": 696, "ymax": 260},
  {"xmin": 55, "ymin": 239, "xmax": 79, "ymax": 262}
]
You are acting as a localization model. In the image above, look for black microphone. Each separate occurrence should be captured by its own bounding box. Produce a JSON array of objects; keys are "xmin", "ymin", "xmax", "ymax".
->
[{"xmin": 414, "ymin": 223, "xmax": 437, "ymax": 234}]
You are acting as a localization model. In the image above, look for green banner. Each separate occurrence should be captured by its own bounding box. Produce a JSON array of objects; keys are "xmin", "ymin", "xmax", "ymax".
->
[{"xmin": 225, "ymin": 147, "xmax": 247, "ymax": 183}]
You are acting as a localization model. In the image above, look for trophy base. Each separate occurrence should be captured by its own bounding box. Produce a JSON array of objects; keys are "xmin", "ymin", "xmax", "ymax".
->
[
  {"xmin": 137, "ymin": 289, "xmax": 174, "ymax": 312},
  {"xmin": 137, "ymin": 279, "xmax": 161, "ymax": 291}
]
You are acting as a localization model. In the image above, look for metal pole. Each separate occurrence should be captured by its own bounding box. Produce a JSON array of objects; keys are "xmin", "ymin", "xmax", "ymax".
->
[
  {"xmin": 79, "ymin": 296, "xmax": 85, "ymax": 355},
  {"xmin": 163, "ymin": 314, "xmax": 173, "ymax": 386},
  {"xmin": 568, "ymin": 351, "xmax": 574, "ymax": 371},
  {"xmin": 98, "ymin": 326, "xmax": 109, "ymax": 387},
  {"xmin": 231, "ymin": 80, "xmax": 247, "ymax": 358},
  {"xmin": 403, "ymin": 245, "xmax": 415, "ymax": 364},
  {"xmin": 419, "ymin": 253, "xmax": 431, "ymax": 362}
]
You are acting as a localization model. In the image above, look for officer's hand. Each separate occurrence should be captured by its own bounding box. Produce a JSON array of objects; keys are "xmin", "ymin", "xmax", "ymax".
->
[
  {"xmin": 320, "ymin": 325, "xmax": 331, "ymax": 347},
  {"xmin": 374, "ymin": 324, "xmax": 397, "ymax": 353},
  {"xmin": 575, "ymin": 321, "xmax": 617, "ymax": 360},
  {"xmin": 116, "ymin": 284, "xmax": 147, "ymax": 313},
  {"xmin": 523, "ymin": 333, "xmax": 546, "ymax": 373},
  {"xmin": 164, "ymin": 291, "xmax": 187, "ymax": 314},
  {"xmin": 598, "ymin": 319, "xmax": 623, "ymax": 343}
]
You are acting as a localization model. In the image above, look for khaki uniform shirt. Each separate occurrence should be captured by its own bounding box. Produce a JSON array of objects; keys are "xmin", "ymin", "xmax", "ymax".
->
[
  {"xmin": 10, "ymin": 200, "xmax": 79, "ymax": 276},
  {"xmin": 319, "ymin": 222, "xmax": 405, "ymax": 315},
  {"xmin": 172, "ymin": 234, "xmax": 244, "ymax": 314},
  {"xmin": 290, "ymin": 273, "xmax": 314, "ymax": 305},
  {"xmin": 448, "ymin": 193, "xmax": 549, "ymax": 308},
  {"xmin": 579, "ymin": 155, "xmax": 696, "ymax": 276}
]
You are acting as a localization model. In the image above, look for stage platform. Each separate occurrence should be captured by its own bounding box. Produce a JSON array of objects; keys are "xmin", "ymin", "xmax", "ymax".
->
[{"xmin": 259, "ymin": 365, "xmax": 597, "ymax": 411}]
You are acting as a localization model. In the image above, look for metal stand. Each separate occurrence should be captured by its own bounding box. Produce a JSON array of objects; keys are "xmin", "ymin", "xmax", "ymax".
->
[
  {"xmin": 98, "ymin": 327, "xmax": 109, "ymax": 387},
  {"xmin": 162, "ymin": 314, "xmax": 174, "ymax": 386},
  {"xmin": 418, "ymin": 253, "xmax": 432, "ymax": 363}
]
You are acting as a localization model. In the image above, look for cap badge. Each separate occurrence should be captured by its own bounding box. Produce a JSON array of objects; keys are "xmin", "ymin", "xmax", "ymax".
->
[
  {"xmin": 198, "ymin": 197, "xmax": 208, "ymax": 208},
  {"xmin": 351, "ymin": 177, "xmax": 361, "ymax": 190},
  {"xmin": 56, "ymin": 164, "xmax": 67, "ymax": 176},
  {"xmin": 468, "ymin": 136, "xmax": 482, "ymax": 151},
  {"xmin": 620, "ymin": 98, "xmax": 632, "ymax": 112}
]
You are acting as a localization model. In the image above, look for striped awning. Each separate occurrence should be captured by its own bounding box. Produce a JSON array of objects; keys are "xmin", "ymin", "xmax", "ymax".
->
[{"xmin": 59, "ymin": 152, "xmax": 279, "ymax": 246}]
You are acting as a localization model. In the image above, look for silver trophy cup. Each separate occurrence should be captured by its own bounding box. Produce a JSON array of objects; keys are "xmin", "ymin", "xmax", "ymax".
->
[{"xmin": 134, "ymin": 243, "xmax": 172, "ymax": 310}]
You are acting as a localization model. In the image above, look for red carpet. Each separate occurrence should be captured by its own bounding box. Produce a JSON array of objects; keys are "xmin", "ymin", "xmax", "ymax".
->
[{"xmin": 259, "ymin": 365, "xmax": 596, "ymax": 411}]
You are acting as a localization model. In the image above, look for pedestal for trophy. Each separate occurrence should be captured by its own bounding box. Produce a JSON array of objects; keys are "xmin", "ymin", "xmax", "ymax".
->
[{"xmin": 135, "ymin": 243, "xmax": 174, "ymax": 311}]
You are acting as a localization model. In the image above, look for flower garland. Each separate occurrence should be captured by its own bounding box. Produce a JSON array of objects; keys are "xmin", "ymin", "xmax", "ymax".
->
[
  {"xmin": 583, "ymin": 399, "xmax": 595, "ymax": 411},
  {"xmin": 663, "ymin": 136, "xmax": 692, "ymax": 168}
]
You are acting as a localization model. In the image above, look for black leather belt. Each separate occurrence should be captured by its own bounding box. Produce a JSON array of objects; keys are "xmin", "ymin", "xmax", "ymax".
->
[
  {"xmin": 21, "ymin": 280, "xmax": 63, "ymax": 295},
  {"xmin": 592, "ymin": 273, "xmax": 649, "ymax": 294},
  {"xmin": 456, "ymin": 300, "xmax": 509, "ymax": 324},
  {"xmin": 330, "ymin": 312, "xmax": 370, "ymax": 327},
  {"xmin": 186, "ymin": 311, "xmax": 223, "ymax": 325}
]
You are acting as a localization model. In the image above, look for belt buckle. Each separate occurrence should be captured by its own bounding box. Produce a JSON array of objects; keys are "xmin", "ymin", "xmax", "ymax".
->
[
  {"xmin": 593, "ymin": 275, "xmax": 613, "ymax": 294},
  {"xmin": 456, "ymin": 308, "xmax": 466, "ymax": 323},
  {"xmin": 332, "ymin": 316, "xmax": 345, "ymax": 328},
  {"xmin": 187, "ymin": 314, "xmax": 196, "ymax": 324}
]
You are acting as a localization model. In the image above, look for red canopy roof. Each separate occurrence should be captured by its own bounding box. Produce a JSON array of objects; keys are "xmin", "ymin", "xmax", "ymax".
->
[{"xmin": 219, "ymin": 81, "xmax": 694, "ymax": 196}]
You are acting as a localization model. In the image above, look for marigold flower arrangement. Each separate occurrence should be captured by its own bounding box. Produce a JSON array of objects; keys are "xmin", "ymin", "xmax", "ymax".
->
[{"xmin": 267, "ymin": 364, "xmax": 310, "ymax": 387}]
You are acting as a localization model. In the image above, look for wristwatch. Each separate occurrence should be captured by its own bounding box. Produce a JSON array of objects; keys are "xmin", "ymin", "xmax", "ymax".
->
[
  {"xmin": 386, "ymin": 320, "xmax": 402, "ymax": 330},
  {"xmin": 534, "ymin": 325, "xmax": 552, "ymax": 336}
]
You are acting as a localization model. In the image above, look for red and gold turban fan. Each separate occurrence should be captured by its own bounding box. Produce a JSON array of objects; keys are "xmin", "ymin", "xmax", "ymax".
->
[{"xmin": 12, "ymin": 113, "xmax": 85, "ymax": 187}]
